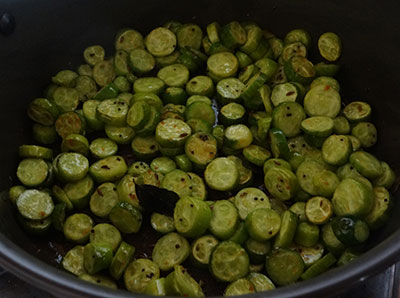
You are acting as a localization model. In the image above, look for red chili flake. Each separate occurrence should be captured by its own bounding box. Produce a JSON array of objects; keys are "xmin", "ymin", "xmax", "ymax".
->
[
  {"xmin": 97, "ymin": 188, "xmax": 104, "ymax": 196},
  {"xmin": 324, "ymin": 85, "xmax": 331, "ymax": 91},
  {"xmin": 129, "ymin": 193, "xmax": 137, "ymax": 200},
  {"xmin": 101, "ymin": 165, "xmax": 110, "ymax": 169},
  {"xmin": 119, "ymin": 36, "xmax": 125, "ymax": 42},
  {"xmin": 286, "ymin": 91, "xmax": 295, "ymax": 96},
  {"xmin": 320, "ymin": 200, "xmax": 323, "ymax": 207},
  {"xmin": 39, "ymin": 211, "xmax": 45, "ymax": 217},
  {"xmin": 179, "ymin": 133, "xmax": 188, "ymax": 138}
]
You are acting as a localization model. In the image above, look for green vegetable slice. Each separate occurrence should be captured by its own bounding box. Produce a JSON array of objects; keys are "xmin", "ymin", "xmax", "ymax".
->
[
  {"xmin": 174, "ymin": 196, "xmax": 212, "ymax": 238},
  {"xmin": 209, "ymin": 200, "xmax": 239, "ymax": 240},
  {"xmin": 318, "ymin": 32, "xmax": 342, "ymax": 62},
  {"xmin": 224, "ymin": 278, "xmax": 255, "ymax": 296},
  {"xmin": 210, "ymin": 241, "xmax": 250, "ymax": 282},
  {"xmin": 247, "ymin": 272, "xmax": 275, "ymax": 292},
  {"xmin": 332, "ymin": 178, "xmax": 374, "ymax": 218},
  {"xmin": 304, "ymin": 84, "xmax": 341, "ymax": 118},
  {"xmin": 115, "ymin": 29, "xmax": 144, "ymax": 52},
  {"xmin": 165, "ymin": 265, "xmax": 205, "ymax": 297},
  {"xmin": 274, "ymin": 210, "xmax": 298, "ymax": 248},
  {"xmin": 246, "ymin": 208, "xmax": 281, "ymax": 241},
  {"xmin": 63, "ymin": 213, "xmax": 93, "ymax": 244},
  {"xmin": 265, "ymin": 248, "xmax": 304, "ymax": 286},
  {"xmin": 349, "ymin": 151, "xmax": 383, "ymax": 179},
  {"xmin": 17, "ymin": 158, "xmax": 49, "ymax": 187},
  {"xmin": 124, "ymin": 258, "xmax": 160, "ymax": 293},
  {"xmin": 156, "ymin": 118, "xmax": 192, "ymax": 148},
  {"xmin": 264, "ymin": 167, "xmax": 299, "ymax": 201},
  {"xmin": 110, "ymin": 241, "xmax": 135, "ymax": 280},
  {"xmin": 62, "ymin": 245, "xmax": 86, "ymax": 276},
  {"xmin": 83, "ymin": 242, "xmax": 113, "ymax": 274},
  {"xmin": 190, "ymin": 235, "xmax": 219, "ymax": 268},
  {"xmin": 204, "ymin": 157, "xmax": 239, "ymax": 191},
  {"xmin": 16, "ymin": 189, "xmax": 54, "ymax": 220},
  {"xmin": 301, "ymin": 253, "xmax": 336, "ymax": 280},
  {"xmin": 152, "ymin": 232, "xmax": 190, "ymax": 271},
  {"xmin": 305, "ymin": 196, "xmax": 333, "ymax": 225},
  {"xmin": 207, "ymin": 52, "xmax": 239, "ymax": 80},
  {"xmin": 145, "ymin": 27, "xmax": 176, "ymax": 57}
]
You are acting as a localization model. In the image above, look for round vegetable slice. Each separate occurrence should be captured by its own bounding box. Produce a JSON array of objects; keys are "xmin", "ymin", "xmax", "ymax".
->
[
  {"xmin": 90, "ymin": 182, "xmax": 119, "ymax": 218},
  {"xmin": 234, "ymin": 187, "xmax": 271, "ymax": 220},
  {"xmin": 305, "ymin": 196, "xmax": 333, "ymax": 225},
  {"xmin": 332, "ymin": 178, "xmax": 374, "ymax": 218},
  {"xmin": 89, "ymin": 155, "xmax": 127, "ymax": 183},
  {"xmin": 185, "ymin": 132, "xmax": 217, "ymax": 167},
  {"xmin": 145, "ymin": 27, "xmax": 176, "ymax": 57},
  {"xmin": 224, "ymin": 124, "xmax": 253, "ymax": 150},
  {"xmin": 174, "ymin": 196, "xmax": 212, "ymax": 238},
  {"xmin": 110, "ymin": 241, "xmax": 135, "ymax": 280},
  {"xmin": 17, "ymin": 158, "xmax": 49, "ymax": 187},
  {"xmin": 190, "ymin": 235, "xmax": 219, "ymax": 268},
  {"xmin": 265, "ymin": 248, "xmax": 304, "ymax": 286},
  {"xmin": 349, "ymin": 151, "xmax": 383, "ymax": 179},
  {"xmin": 207, "ymin": 52, "xmax": 239, "ymax": 80},
  {"xmin": 343, "ymin": 101, "xmax": 371, "ymax": 123},
  {"xmin": 62, "ymin": 245, "xmax": 86, "ymax": 276},
  {"xmin": 63, "ymin": 213, "xmax": 93, "ymax": 244},
  {"xmin": 115, "ymin": 29, "xmax": 144, "ymax": 52},
  {"xmin": 318, "ymin": 32, "xmax": 342, "ymax": 62},
  {"xmin": 247, "ymin": 272, "xmax": 275, "ymax": 291},
  {"xmin": 83, "ymin": 242, "xmax": 113, "ymax": 275},
  {"xmin": 204, "ymin": 157, "xmax": 239, "ymax": 191},
  {"xmin": 303, "ymin": 84, "xmax": 341, "ymax": 118},
  {"xmin": 224, "ymin": 279, "xmax": 255, "ymax": 296},
  {"xmin": 109, "ymin": 202, "xmax": 142, "ymax": 234},
  {"xmin": 124, "ymin": 258, "xmax": 160, "ymax": 293},
  {"xmin": 152, "ymin": 232, "xmax": 190, "ymax": 271},
  {"xmin": 151, "ymin": 213, "xmax": 175, "ymax": 234},
  {"xmin": 246, "ymin": 208, "xmax": 281, "ymax": 241},
  {"xmin": 209, "ymin": 200, "xmax": 239, "ymax": 240},
  {"xmin": 90, "ymin": 223, "xmax": 122, "ymax": 253},
  {"xmin": 16, "ymin": 189, "xmax": 54, "ymax": 220},
  {"xmin": 210, "ymin": 241, "xmax": 250, "ymax": 282},
  {"xmin": 155, "ymin": 118, "xmax": 192, "ymax": 148},
  {"xmin": 264, "ymin": 167, "xmax": 299, "ymax": 201}
]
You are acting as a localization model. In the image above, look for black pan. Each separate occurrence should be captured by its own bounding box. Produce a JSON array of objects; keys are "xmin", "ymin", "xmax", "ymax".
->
[{"xmin": 1, "ymin": 0, "xmax": 400, "ymax": 297}]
